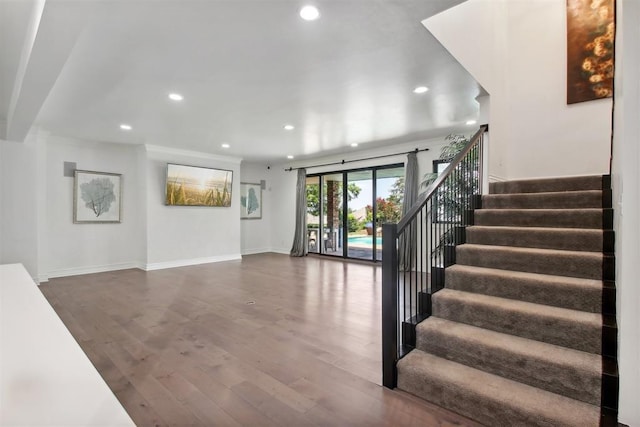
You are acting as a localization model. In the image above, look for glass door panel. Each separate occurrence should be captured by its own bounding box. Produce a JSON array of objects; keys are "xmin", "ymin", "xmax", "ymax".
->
[
  {"xmin": 306, "ymin": 176, "xmax": 320, "ymax": 254},
  {"xmin": 346, "ymin": 170, "xmax": 373, "ymax": 260},
  {"xmin": 307, "ymin": 164, "xmax": 404, "ymax": 262},
  {"xmin": 321, "ymin": 174, "xmax": 343, "ymax": 257},
  {"xmin": 375, "ymin": 167, "xmax": 405, "ymax": 261}
]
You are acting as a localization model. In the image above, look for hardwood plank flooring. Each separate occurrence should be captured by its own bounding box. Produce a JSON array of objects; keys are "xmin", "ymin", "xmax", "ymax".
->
[{"xmin": 40, "ymin": 253, "xmax": 480, "ymax": 426}]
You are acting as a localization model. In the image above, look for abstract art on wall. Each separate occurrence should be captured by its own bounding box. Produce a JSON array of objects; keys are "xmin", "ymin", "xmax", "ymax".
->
[
  {"xmin": 567, "ymin": 0, "xmax": 615, "ymax": 104},
  {"xmin": 240, "ymin": 183, "xmax": 262, "ymax": 219},
  {"xmin": 74, "ymin": 170, "xmax": 122, "ymax": 223}
]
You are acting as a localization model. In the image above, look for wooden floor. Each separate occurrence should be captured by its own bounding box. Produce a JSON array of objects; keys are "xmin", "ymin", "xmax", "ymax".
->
[{"xmin": 40, "ymin": 253, "xmax": 480, "ymax": 427}]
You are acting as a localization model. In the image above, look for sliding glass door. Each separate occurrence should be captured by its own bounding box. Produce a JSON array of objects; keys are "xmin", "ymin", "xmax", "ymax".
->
[
  {"xmin": 375, "ymin": 167, "xmax": 405, "ymax": 261},
  {"xmin": 306, "ymin": 164, "xmax": 404, "ymax": 262},
  {"xmin": 322, "ymin": 174, "xmax": 343, "ymax": 257},
  {"xmin": 347, "ymin": 170, "xmax": 373, "ymax": 260},
  {"xmin": 306, "ymin": 176, "xmax": 320, "ymax": 254}
]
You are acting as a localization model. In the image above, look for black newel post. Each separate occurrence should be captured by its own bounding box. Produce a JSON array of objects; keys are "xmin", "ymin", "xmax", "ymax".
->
[{"xmin": 382, "ymin": 223, "xmax": 398, "ymax": 388}]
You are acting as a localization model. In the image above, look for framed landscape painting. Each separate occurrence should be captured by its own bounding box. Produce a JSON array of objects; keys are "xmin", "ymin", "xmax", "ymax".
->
[
  {"xmin": 165, "ymin": 164, "xmax": 233, "ymax": 207},
  {"xmin": 74, "ymin": 170, "xmax": 122, "ymax": 223},
  {"xmin": 240, "ymin": 182, "xmax": 262, "ymax": 219}
]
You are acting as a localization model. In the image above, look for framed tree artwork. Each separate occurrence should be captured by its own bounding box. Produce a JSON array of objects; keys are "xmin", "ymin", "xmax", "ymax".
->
[
  {"xmin": 74, "ymin": 170, "xmax": 122, "ymax": 223},
  {"xmin": 240, "ymin": 182, "xmax": 262, "ymax": 219}
]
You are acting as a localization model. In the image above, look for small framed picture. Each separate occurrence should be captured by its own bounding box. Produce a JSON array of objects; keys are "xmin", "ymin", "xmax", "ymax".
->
[
  {"xmin": 240, "ymin": 182, "xmax": 262, "ymax": 219},
  {"xmin": 74, "ymin": 170, "xmax": 122, "ymax": 223}
]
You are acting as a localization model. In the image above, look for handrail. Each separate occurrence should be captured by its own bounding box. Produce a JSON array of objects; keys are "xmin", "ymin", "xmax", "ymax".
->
[
  {"xmin": 397, "ymin": 125, "xmax": 488, "ymax": 232},
  {"xmin": 382, "ymin": 124, "xmax": 488, "ymax": 389}
]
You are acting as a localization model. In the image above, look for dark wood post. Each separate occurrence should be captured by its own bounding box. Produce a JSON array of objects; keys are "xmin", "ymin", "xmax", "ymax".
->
[{"xmin": 382, "ymin": 223, "xmax": 398, "ymax": 388}]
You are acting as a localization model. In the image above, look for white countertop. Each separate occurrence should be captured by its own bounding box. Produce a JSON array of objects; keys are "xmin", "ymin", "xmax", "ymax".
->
[{"xmin": 0, "ymin": 263, "xmax": 135, "ymax": 426}]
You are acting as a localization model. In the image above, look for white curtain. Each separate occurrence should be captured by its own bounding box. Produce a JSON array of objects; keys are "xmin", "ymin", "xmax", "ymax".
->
[{"xmin": 290, "ymin": 168, "xmax": 308, "ymax": 257}]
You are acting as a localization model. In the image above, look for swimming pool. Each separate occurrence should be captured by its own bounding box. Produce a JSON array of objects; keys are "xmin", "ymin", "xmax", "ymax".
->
[{"xmin": 347, "ymin": 236, "xmax": 382, "ymax": 246}]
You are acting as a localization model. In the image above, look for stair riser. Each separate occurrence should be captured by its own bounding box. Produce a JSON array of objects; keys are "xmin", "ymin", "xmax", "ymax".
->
[
  {"xmin": 432, "ymin": 296, "xmax": 602, "ymax": 354},
  {"xmin": 456, "ymin": 246, "xmax": 612, "ymax": 280},
  {"xmin": 474, "ymin": 209, "xmax": 612, "ymax": 229},
  {"xmin": 445, "ymin": 268, "xmax": 603, "ymax": 313},
  {"xmin": 397, "ymin": 353, "xmax": 601, "ymax": 427},
  {"xmin": 397, "ymin": 174, "xmax": 618, "ymax": 426},
  {"xmin": 416, "ymin": 326, "xmax": 601, "ymax": 405},
  {"xmin": 481, "ymin": 190, "xmax": 610, "ymax": 209},
  {"xmin": 397, "ymin": 374, "xmax": 552, "ymax": 427},
  {"xmin": 489, "ymin": 175, "xmax": 606, "ymax": 194},
  {"xmin": 466, "ymin": 227, "xmax": 611, "ymax": 253}
]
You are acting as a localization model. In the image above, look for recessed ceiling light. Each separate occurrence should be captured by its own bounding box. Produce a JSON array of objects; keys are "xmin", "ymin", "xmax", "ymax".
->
[
  {"xmin": 466, "ymin": 120, "xmax": 477, "ymax": 125},
  {"xmin": 300, "ymin": 5, "xmax": 320, "ymax": 21},
  {"xmin": 413, "ymin": 86, "xmax": 429, "ymax": 94},
  {"xmin": 351, "ymin": 143, "xmax": 358, "ymax": 147},
  {"xmin": 119, "ymin": 124, "xmax": 132, "ymax": 130},
  {"xmin": 287, "ymin": 155, "xmax": 294, "ymax": 159},
  {"xmin": 221, "ymin": 143, "xmax": 230, "ymax": 148},
  {"xmin": 168, "ymin": 93, "xmax": 184, "ymax": 101},
  {"xmin": 284, "ymin": 124, "xmax": 295, "ymax": 130}
]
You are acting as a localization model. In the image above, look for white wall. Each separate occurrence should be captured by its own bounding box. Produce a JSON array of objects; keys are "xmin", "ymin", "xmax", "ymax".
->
[
  {"xmin": 2, "ymin": 134, "xmax": 244, "ymax": 279},
  {"xmin": 135, "ymin": 145, "xmax": 148, "ymax": 266},
  {"xmin": 43, "ymin": 136, "xmax": 143, "ymax": 279},
  {"xmin": 269, "ymin": 135, "xmax": 455, "ymax": 254},
  {"xmin": 424, "ymin": 0, "xmax": 612, "ymax": 181},
  {"xmin": 144, "ymin": 146, "xmax": 241, "ymax": 269},
  {"xmin": 0, "ymin": 137, "xmax": 39, "ymax": 280},
  {"xmin": 240, "ymin": 162, "xmax": 272, "ymax": 255},
  {"xmin": 427, "ymin": 0, "xmax": 634, "ymax": 421},
  {"xmin": 612, "ymin": 0, "xmax": 640, "ymax": 424}
]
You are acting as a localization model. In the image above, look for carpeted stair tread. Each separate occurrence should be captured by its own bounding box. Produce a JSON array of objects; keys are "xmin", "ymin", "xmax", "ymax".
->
[
  {"xmin": 456, "ymin": 244, "xmax": 610, "ymax": 280},
  {"xmin": 489, "ymin": 175, "xmax": 605, "ymax": 194},
  {"xmin": 474, "ymin": 208, "xmax": 610, "ymax": 229},
  {"xmin": 432, "ymin": 288, "xmax": 602, "ymax": 354},
  {"xmin": 415, "ymin": 317, "xmax": 602, "ymax": 405},
  {"xmin": 465, "ymin": 225, "xmax": 612, "ymax": 253},
  {"xmin": 395, "ymin": 174, "xmax": 617, "ymax": 424},
  {"xmin": 445, "ymin": 264, "xmax": 604, "ymax": 312},
  {"xmin": 397, "ymin": 350, "xmax": 600, "ymax": 427},
  {"xmin": 481, "ymin": 190, "xmax": 608, "ymax": 209}
]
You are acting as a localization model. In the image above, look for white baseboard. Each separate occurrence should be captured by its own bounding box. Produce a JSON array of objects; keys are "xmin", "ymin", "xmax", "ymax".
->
[
  {"xmin": 242, "ymin": 248, "xmax": 292, "ymax": 256},
  {"xmin": 269, "ymin": 248, "xmax": 291, "ymax": 255},
  {"xmin": 41, "ymin": 253, "xmax": 273, "ymax": 281},
  {"xmin": 144, "ymin": 254, "xmax": 242, "ymax": 271},
  {"xmin": 46, "ymin": 261, "xmax": 144, "ymax": 281},
  {"xmin": 488, "ymin": 174, "xmax": 507, "ymax": 182},
  {"xmin": 241, "ymin": 247, "xmax": 273, "ymax": 256}
]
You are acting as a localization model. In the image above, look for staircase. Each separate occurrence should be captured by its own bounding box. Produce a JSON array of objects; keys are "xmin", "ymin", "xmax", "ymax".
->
[{"xmin": 396, "ymin": 175, "xmax": 618, "ymax": 426}]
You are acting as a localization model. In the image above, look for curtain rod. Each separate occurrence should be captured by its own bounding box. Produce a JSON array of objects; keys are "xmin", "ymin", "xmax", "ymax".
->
[{"xmin": 283, "ymin": 147, "xmax": 429, "ymax": 171}]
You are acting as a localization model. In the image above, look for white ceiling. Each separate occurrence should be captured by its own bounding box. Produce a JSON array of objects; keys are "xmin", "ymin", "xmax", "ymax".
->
[{"xmin": 1, "ymin": 0, "xmax": 484, "ymax": 163}]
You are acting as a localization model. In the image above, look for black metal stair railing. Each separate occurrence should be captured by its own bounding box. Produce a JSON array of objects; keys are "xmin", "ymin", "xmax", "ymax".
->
[{"xmin": 382, "ymin": 125, "xmax": 488, "ymax": 388}]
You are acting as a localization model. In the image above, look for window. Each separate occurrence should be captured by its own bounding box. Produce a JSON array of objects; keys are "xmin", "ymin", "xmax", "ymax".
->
[{"xmin": 305, "ymin": 164, "xmax": 404, "ymax": 262}]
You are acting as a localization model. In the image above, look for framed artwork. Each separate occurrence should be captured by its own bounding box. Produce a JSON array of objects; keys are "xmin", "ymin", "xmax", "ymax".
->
[
  {"xmin": 74, "ymin": 170, "xmax": 122, "ymax": 223},
  {"xmin": 567, "ymin": 0, "xmax": 615, "ymax": 104},
  {"xmin": 433, "ymin": 159, "xmax": 450, "ymax": 175},
  {"xmin": 165, "ymin": 163, "xmax": 233, "ymax": 207},
  {"xmin": 240, "ymin": 183, "xmax": 262, "ymax": 219}
]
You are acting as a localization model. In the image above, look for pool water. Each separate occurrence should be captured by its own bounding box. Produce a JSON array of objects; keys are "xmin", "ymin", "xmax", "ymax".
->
[{"xmin": 347, "ymin": 236, "xmax": 383, "ymax": 246}]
